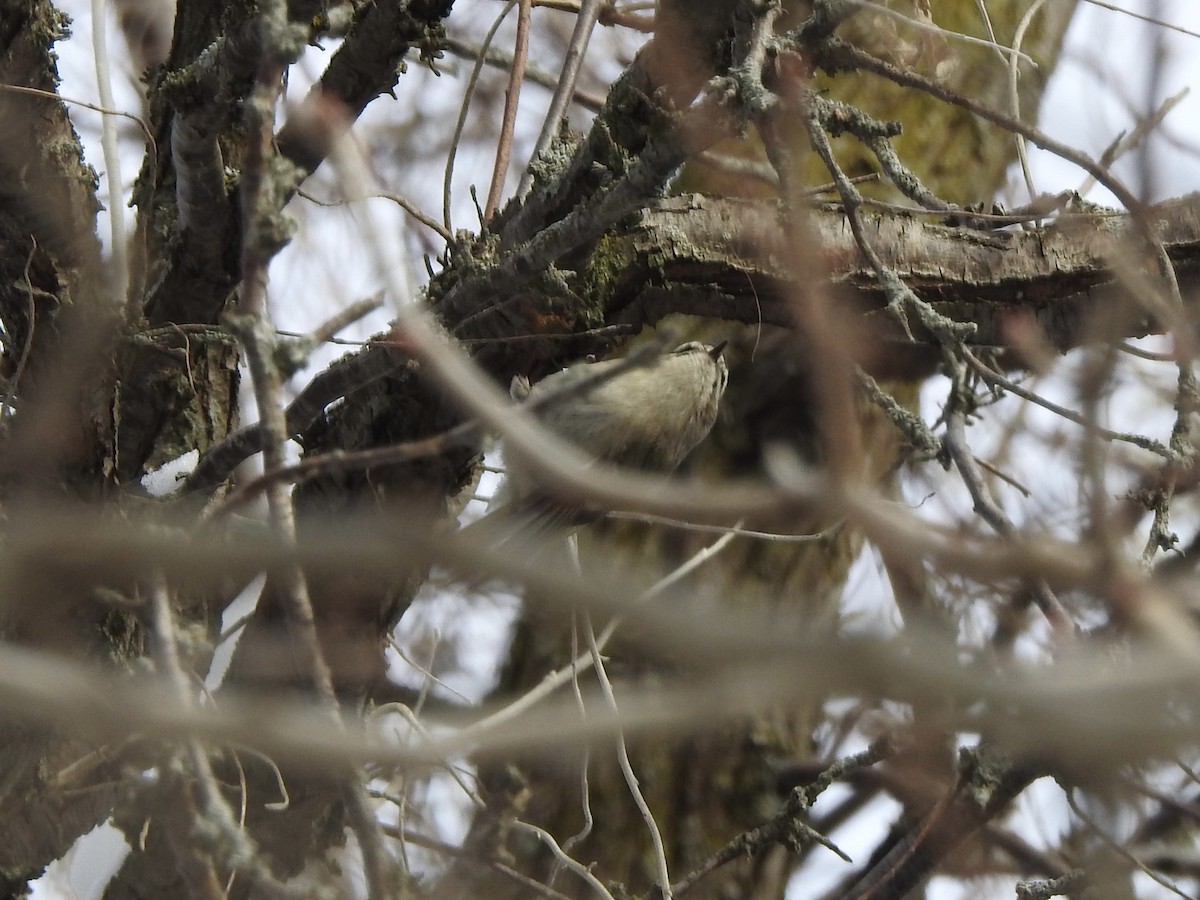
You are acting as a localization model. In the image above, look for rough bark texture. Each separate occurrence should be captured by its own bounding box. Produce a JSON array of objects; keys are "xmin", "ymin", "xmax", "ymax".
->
[
  {"xmin": 5, "ymin": 0, "xmax": 1185, "ymax": 895},
  {"xmin": 597, "ymin": 193, "xmax": 1200, "ymax": 358},
  {"xmin": 0, "ymin": 3, "xmax": 124, "ymax": 890},
  {"xmin": 466, "ymin": 3, "xmax": 1081, "ymax": 899}
]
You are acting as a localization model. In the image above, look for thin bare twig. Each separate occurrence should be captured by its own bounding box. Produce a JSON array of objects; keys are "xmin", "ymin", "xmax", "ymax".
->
[
  {"xmin": 846, "ymin": 0, "xmax": 1037, "ymax": 65},
  {"xmin": 272, "ymin": 294, "xmax": 384, "ymax": 378},
  {"xmin": 297, "ymin": 187, "xmax": 452, "ymax": 241},
  {"xmin": 512, "ymin": 819, "xmax": 618, "ymax": 899},
  {"xmin": 91, "ymin": 0, "xmax": 129, "ymax": 313},
  {"xmin": 1007, "ymin": 0, "xmax": 1050, "ymax": 204},
  {"xmin": 0, "ymin": 83, "xmax": 156, "ymax": 164},
  {"xmin": 962, "ymin": 348, "xmax": 1170, "ymax": 458},
  {"xmin": 584, "ymin": 610, "xmax": 672, "ymax": 896},
  {"xmin": 3, "ymin": 243, "xmax": 39, "ymax": 420},
  {"xmin": 484, "ymin": 0, "xmax": 532, "ymax": 223},
  {"xmin": 147, "ymin": 572, "xmax": 281, "ymax": 896},
  {"xmin": 445, "ymin": 0, "xmax": 518, "ymax": 232},
  {"xmin": 519, "ymin": 0, "xmax": 604, "ymax": 196},
  {"xmin": 1066, "ymin": 790, "xmax": 1193, "ymax": 900},
  {"xmin": 443, "ymin": 37, "xmax": 606, "ymax": 111},
  {"xmin": 234, "ymin": 8, "xmax": 394, "ymax": 896},
  {"xmin": 942, "ymin": 383, "xmax": 1074, "ymax": 636},
  {"xmin": 1079, "ymin": 0, "xmax": 1200, "ymax": 40},
  {"xmin": 456, "ymin": 523, "xmax": 741, "ymax": 747}
]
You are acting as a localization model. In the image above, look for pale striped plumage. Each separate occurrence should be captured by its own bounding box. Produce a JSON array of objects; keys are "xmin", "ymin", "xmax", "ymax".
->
[{"xmin": 492, "ymin": 341, "xmax": 728, "ymax": 531}]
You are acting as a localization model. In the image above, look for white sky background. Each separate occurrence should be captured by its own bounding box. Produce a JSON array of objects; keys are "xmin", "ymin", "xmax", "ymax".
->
[{"xmin": 30, "ymin": 2, "xmax": 1200, "ymax": 898}]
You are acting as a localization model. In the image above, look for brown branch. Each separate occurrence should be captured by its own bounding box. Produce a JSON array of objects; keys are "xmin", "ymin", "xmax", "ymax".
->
[
  {"xmin": 813, "ymin": 37, "xmax": 1192, "ymax": 351},
  {"xmin": 183, "ymin": 338, "xmax": 407, "ymax": 494},
  {"xmin": 227, "ymin": 9, "xmax": 395, "ymax": 897},
  {"xmin": 274, "ymin": 0, "xmax": 455, "ymax": 176},
  {"xmin": 834, "ymin": 747, "xmax": 1038, "ymax": 900},
  {"xmin": 600, "ymin": 193, "xmax": 1200, "ymax": 354},
  {"xmin": 212, "ymin": 333, "xmax": 674, "ymax": 513},
  {"xmin": 484, "ymin": 0, "xmax": 531, "ymax": 223},
  {"xmin": 519, "ymin": 0, "xmax": 605, "ymax": 195},
  {"xmin": 184, "ymin": 183, "xmax": 1200, "ymax": 501},
  {"xmin": 186, "ymin": 188, "xmax": 1200, "ymax": 495}
]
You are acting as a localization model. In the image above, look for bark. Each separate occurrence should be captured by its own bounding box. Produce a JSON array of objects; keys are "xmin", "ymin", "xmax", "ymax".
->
[
  {"xmin": 0, "ymin": 2, "xmax": 123, "ymax": 888},
  {"xmin": 0, "ymin": 0, "xmax": 1178, "ymax": 896},
  {"xmin": 597, "ymin": 193, "xmax": 1200, "ymax": 362},
  {"xmin": 463, "ymin": 3, "xmax": 1082, "ymax": 898},
  {"xmin": 102, "ymin": 0, "xmax": 460, "ymax": 892}
]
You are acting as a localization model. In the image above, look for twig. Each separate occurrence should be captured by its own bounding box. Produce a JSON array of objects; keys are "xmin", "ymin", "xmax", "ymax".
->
[
  {"xmin": 855, "ymin": 368, "xmax": 941, "ymax": 457},
  {"xmin": 1079, "ymin": 92, "xmax": 1189, "ymax": 200},
  {"xmin": 519, "ymin": 0, "xmax": 605, "ymax": 196},
  {"xmin": 235, "ymin": 7, "xmax": 394, "ymax": 897},
  {"xmin": 0, "ymin": 83, "xmax": 155, "ymax": 164},
  {"xmin": 843, "ymin": 0, "xmax": 1038, "ymax": 66},
  {"xmin": 443, "ymin": 37, "xmax": 606, "ymax": 111},
  {"xmin": 1006, "ymin": 0, "xmax": 1050, "ymax": 205},
  {"xmin": 512, "ymin": 819, "xmax": 618, "ymax": 899},
  {"xmin": 605, "ymin": 510, "xmax": 841, "ymax": 542},
  {"xmin": 385, "ymin": 636, "xmax": 473, "ymax": 706},
  {"xmin": 1066, "ymin": 790, "xmax": 1192, "ymax": 900},
  {"xmin": 971, "ymin": 455, "xmax": 1031, "ymax": 499},
  {"xmin": 1119, "ymin": 340, "xmax": 1176, "ymax": 363},
  {"xmin": 445, "ymin": 0, "xmax": 518, "ymax": 233},
  {"xmin": 297, "ymin": 187, "xmax": 452, "ymax": 242},
  {"xmin": 184, "ymin": 306, "xmax": 403, "ymax": 494},
  {"xmin": 800, "ymin": 92, "xmax": 973, "ymax": 344},
  {"xmin": 3, "ymin": 243, "xmax": 39, "ymax": 420},
  {"xmin": 484, "ymin": 0, "xmax": 532, "ymax": 223},
  {"xmin": 693, "ymin": 150, "xmax": 779, "ymax": 189},
  {"xmin": 583, "ymin": 610, "xmax": 672, "ymax": 897},
  {"xmin": 836, "ymin": 746, "xmax": 1036, "ymax": 900},
  {"xmin": 234, "ymin": 0, "xmax": 324, "ymax": 698},
  {"xmin": 91, "ymin": 0, "xmax": 130, "ymax": 313},
  {"xmin": 1143, "ymin": 365, "xmax": 1198, "ymax": 563},
  {"xmin": 962, "ymin": 348, "xmax": 1170, "ymax": 458},
  {"xmin": 1079, "ymin": 0, "xmax": 1200, "ymax": 40},
  {"xmin": 455, "ymin": 524, "xmax": 741, "ymax": 747},
  {"xmin": 556, "ymin": 574, "xmax": 594, "ymax": 871},
  {"xmin": 942, "ymin": 385, "xmax": 1073, "ymax": 636},
  {"xmin": 669, "ymin": 741, "xmax": 876, "ymax": 897},
  {"xmin": 213, "ymin": 333, "xmax": 674, "ymax": 515},
  {"xmin": 816, "ymin": 40, "xmax": 1190, "ymax": 340},
  {"xmin": 272, "ymin": 293, "xmax": 384, "ymax": 378},
  {"xmin": 381, "ymin": 823, "xmax": 576, "ymax": 898},
  {"xmin": 147, "ymin": 572, "xmax": 271, "ymax": 895}
]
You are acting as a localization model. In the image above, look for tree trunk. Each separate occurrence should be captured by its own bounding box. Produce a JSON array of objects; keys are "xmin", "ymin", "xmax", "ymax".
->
[{"xmin": 466, "ymin": 3, "xmax": 1079, "ymax": 897}]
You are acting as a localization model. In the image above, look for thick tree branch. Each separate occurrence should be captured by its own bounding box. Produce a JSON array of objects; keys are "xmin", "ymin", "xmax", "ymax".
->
[
  {"xmin": 597, "ymin": 193, "xmax": 1200, "ymax": 357},
  {"xmin": 114, "ymin": 1, "xmax": 457, "ymax": 486},
  {"xmin": 186, "ymin": 192, "xmax": 1200, "ymax": 491},
  {"xmin": 275, "ymin": 0, "xmax": 455, "ymax": 176}
]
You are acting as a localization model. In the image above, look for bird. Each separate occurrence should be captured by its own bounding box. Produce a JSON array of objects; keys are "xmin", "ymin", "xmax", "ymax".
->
[{"xmin": 487, "ymin": 340, "xmax": 729, "ymax": 536}]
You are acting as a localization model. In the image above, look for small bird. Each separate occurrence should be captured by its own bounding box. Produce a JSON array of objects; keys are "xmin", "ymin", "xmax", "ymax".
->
[{"xmin": 491, "ymin": 340, "xmax": 729, "ymax": 533}]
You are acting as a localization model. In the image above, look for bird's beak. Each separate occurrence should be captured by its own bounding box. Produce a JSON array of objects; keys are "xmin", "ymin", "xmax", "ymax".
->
[{"xmin": 709, "ymin": 341, "xmax": 728, "ymax": 360}]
